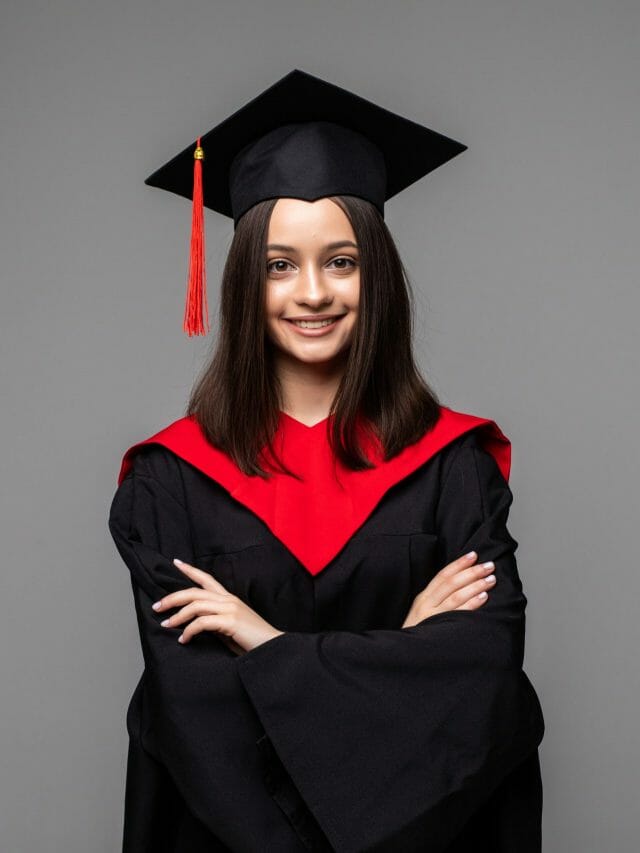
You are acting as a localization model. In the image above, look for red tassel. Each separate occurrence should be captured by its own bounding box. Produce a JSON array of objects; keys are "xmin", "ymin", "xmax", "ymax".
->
[{"xmin": 183, "ymin": 136, "xmax": 209, "ymax": 336}]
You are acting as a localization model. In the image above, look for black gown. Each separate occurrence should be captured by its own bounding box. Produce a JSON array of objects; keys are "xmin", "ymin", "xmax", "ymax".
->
[{"xmin": 108, "ymin": 409, "xmax": 545, "ymax": 852}]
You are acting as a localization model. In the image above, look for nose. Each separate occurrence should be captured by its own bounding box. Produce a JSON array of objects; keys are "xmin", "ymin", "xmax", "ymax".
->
[{"xmin": 295, "ymin": 261, "xmax": 333, "ymax": 307}]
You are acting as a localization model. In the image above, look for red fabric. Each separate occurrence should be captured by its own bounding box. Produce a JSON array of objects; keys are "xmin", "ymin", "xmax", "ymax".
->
[{"xmin": 117, "ymin": 405, "xmax": 511, "ymax": 576}]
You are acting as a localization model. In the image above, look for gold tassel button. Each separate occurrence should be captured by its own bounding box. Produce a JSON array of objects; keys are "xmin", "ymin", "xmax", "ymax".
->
[{"xmin": 194, "ymin": 146, "xmax": 205, "ymax": 160}]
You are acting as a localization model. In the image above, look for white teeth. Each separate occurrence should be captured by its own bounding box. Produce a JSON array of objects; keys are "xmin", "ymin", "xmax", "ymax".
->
[{"xmin": 291, "ymin": 317, "xmax": 338, "ymax": 328}]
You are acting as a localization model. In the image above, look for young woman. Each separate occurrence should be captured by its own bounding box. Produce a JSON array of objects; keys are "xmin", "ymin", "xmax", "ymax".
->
[{"xmin": 109, "ymin": 70, "xmax": 544, "ymax": 852}]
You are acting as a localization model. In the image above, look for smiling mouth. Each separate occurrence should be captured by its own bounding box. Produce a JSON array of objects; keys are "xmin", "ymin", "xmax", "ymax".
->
[{"xmin": 285, "ymin": 315, "xmax": 346, "ymax": 329}]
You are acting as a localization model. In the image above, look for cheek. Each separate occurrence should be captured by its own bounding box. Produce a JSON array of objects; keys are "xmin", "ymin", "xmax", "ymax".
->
[
  {"xmin": 264, "ymin": 286, "xmax": 277, "ymax": 317},
  {"xmin": 264, "ymin": 289, "xmax": 283, "ymax": 337},
  {"xmin": 343, "ymin": 274, "xmax": 360, "ymax": 310},
  {"xmin": 264, "ymin": 292, "xmax": 288, "ymax": 346},
  {"xmin": 323, "ymin": 273, "xmax": 359, "ymax": 312},
  {"xmin": 265, "ymin": 281, "xmax": 290, "ymax": 316}
]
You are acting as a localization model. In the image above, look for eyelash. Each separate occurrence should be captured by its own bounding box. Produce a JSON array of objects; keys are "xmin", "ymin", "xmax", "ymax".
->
[{"xmin": 266, "ymin": 256, "xmax": 358, "ymax": 274}]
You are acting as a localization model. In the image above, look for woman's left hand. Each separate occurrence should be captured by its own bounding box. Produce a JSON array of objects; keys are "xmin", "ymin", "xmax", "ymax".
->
[{"xmin": 151, "ymin": 558, "xmax": 285, "ymax": 655}]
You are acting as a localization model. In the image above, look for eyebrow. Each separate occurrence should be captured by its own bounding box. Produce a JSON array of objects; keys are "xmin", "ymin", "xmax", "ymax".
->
[{"xmin": 266, "ymin": 240, "xmax": 359, "ymax": 252}]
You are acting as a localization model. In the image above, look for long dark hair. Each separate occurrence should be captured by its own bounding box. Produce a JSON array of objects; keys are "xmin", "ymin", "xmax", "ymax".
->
[{"xmin": 185, "ymin": 194, "xmax": 442, "ymax": 478}]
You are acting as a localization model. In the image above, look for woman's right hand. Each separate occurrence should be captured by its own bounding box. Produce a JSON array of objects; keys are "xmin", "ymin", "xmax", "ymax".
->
[{"xmin": 401, "ymin": 550, "xmax": 496, "ymax": 628}]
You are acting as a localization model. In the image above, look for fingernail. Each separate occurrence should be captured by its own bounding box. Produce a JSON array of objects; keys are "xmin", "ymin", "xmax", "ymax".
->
[
  {"xmin": 482, "ymin": 561, "xmax": 495, "ymax": 569},
  {"xmin": 152, "ymin": 601, "xmax": 162, "ymax": 611},
  {"xmin": 477, "ymin": 591, "xmax": 488, "ymax": 599},
  {"xmin": 178, "ymin": 634, "xmax": 185, "ymax": 643},
  {"xmin": 466, "ymin": 551, "xmax": 477, "ymax": 559},
  {"xmin": 160, "ymin": 619, "xmax": 170, "ymax": 627},
  {"xmin": 173, "ymin": 558, "xmax": 183, "ymax": 566}
]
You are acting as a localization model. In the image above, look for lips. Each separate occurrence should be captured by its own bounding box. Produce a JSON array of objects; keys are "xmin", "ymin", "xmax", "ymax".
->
[
  {"xmin": 283, "ymin": 314, "xmax": 346, "ymax": 336},
  {"xmin": 287, "ymin": 318, "xmax": 340, "ymax": 327},
  {"xmin": 285, "ymin": 314, "xmax": 346, "ymax": 322}
]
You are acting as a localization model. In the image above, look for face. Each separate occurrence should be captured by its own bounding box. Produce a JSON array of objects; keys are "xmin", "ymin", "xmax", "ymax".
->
[{"xmin": 264, "ymin": 197, "xmax": 360, "ymax": 369}]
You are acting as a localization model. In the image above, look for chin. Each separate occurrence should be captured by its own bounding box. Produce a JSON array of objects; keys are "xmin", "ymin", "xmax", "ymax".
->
[
  {"xmin": 288, "ymin": 347, "xmax": 344, "ymax": 363},
  {"xmin": 272, "ymin": 338, "xmax": 349, "ymax": 364}
]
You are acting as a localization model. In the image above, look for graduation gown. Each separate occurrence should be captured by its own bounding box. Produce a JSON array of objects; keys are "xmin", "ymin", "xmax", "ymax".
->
[{"xmin": 108, "ymin": 405, "xmax": 545, "ymax": 853}]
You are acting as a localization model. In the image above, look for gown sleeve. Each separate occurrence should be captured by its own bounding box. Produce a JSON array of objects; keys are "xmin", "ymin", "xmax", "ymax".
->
[
  {"xmin": 234, "ymin": 429, "xmax": 546, "ymax": 853},
  {"xmin": 108, "ymin": 448, "xmax": 332, "ymax": 852}
]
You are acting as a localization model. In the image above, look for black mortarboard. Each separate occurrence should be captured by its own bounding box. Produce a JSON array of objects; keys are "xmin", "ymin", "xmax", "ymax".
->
[{"xmin": 144, "ymin": 68, "xmax": 467, "ymax": 335}]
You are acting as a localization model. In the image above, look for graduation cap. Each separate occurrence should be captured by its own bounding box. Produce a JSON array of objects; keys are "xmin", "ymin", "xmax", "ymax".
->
[{"xmin": 144, "ymin": 68, "xmax": 467, "ymax": 336}]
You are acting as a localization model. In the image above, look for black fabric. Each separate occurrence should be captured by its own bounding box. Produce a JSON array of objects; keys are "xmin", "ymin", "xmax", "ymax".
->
[
  {"xmin": 228, "ymin": 120, "xmax": 388, "ymax": 226},
  {"xmin": 108, "ymin": 429, "xmax": 544, "ymax": 852},
  {"xmin": 143, "ymin": 68, "xmax": 467, "ymax": 226}
]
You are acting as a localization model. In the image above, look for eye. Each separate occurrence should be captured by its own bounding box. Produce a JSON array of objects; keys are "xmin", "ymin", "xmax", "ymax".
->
[
  {"xmin": 328, "ymin": 256, "xmax": 358, "ymax": 270},
  {"xmin": 267, "ymin": 259, "xmax": 295, "ymax": 274},
  {"xmin": 266, "ymin": 256, "xmax": 359, "ymax": 275}
]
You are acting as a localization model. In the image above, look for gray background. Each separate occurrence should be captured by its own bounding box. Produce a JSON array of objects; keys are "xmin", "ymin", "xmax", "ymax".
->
[{"xmin": 1, "ymin": 1, "xmax": 638, "ymax": 851}]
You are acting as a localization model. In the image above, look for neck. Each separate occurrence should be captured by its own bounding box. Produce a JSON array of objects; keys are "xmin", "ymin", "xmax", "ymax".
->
[{"xmin": 274, "ymin": 350, "xmax": 346, "ymax": 423}]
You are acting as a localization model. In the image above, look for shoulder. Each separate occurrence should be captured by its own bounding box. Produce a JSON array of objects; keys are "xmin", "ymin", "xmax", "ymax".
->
[
  {"xmin": 439, "ymin": 428, "xmax": 512, "ymax": 518},
  {"xmin": 120, "ymin": 443, "xmax": 188, "ymax": 508},
  {"xmin": 434, "ymin": 405, "xmax": 512, "ymax": 487},
  {"xmin": 437, "ymin": 428, "xmax": 483, "ymax": 483},
  {"xmin": 116, "ymin": 415, "xmax": 201, "ymax": 494},
  {"xmin": 443, "ymin": 426, "xmax": 484, "ymax": 457},
  {"xmin": 128, "ymin": 442, "xmax": 181, "ymax": 479}
]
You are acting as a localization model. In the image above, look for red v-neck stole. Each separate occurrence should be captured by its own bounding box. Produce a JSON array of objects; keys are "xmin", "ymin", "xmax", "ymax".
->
[{"xmin": 117, "ymin": 406, "xmax": 511, "ymax": 576}]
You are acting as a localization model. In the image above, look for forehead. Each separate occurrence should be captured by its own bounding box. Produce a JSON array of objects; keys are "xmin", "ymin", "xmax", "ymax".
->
[{"xmin": 267, "ymin": 198, "xmax": 356, "ymax": 243}]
